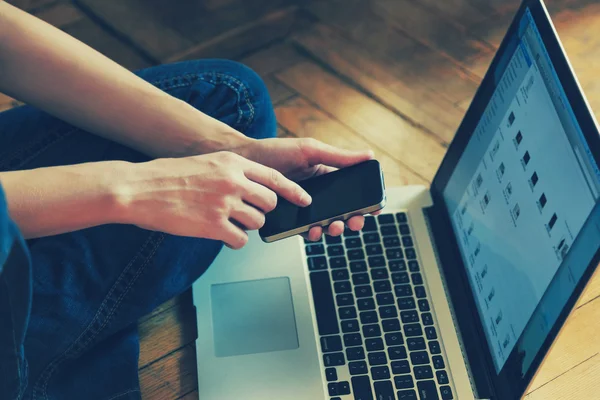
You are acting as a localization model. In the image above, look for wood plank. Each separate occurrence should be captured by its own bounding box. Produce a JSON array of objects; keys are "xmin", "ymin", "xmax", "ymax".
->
[
  {"xmin": 292, "ymin": 23, "xmax": 464, "ymax": 144},
  {"xmin": 177, "ymin": 390, "xmax": 199, "ymax": 400},
  {"xmin": 139, "ymin": 344, "xmax": 197, "ymax": 400},
  {"xmin": 0, "ymin": 93, "xmax": 22, "ymax": 112},
  {"xmin": 240, "ymin": 42, "xmax": 305, "ymax": 77},
  {"xmin": 415, "ymin": 0, "xmax": 493, "ymax": 27},
  {"xmin": 33, "ymin": 2, "xmax": 85, "ymax": 28},
  {"xmin": 276, "ymin": 62, "xmax": 446, "ymax": 182},
  {"xmin": 264, "ymin": 76, "xmax": 296, "ymax": 106},
  {"xmin": 6, "ymin": 0, "xmax": 57, "ymax": 12},
  {"xmin": 275, "ymin": 96, "xmax": 427, "ymax": 187},
  {"xmin": 139, "ymin": 291, "xmax": 191, "ymax": 324}
]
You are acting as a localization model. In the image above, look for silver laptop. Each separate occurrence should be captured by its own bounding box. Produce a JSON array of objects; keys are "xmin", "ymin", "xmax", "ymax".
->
[{"xmin": 192, "ymin": 1, "xmax": 600, "ymax": 398}]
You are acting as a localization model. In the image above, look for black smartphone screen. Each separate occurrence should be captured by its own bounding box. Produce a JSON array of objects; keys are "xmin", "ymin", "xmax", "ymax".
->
[{"xmin": 260, "ymin": 160, "xmax": 385, "ymax": 239}]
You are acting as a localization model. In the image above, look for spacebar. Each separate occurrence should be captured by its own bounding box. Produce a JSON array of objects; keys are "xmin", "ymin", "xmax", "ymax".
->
[{"xmin": 309, "ymin": 271, "xmax": 339, "ymax": 335}]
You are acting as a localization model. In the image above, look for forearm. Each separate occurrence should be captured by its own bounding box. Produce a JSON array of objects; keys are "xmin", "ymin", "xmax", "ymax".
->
[
  {"xmin": 0, "ymin": 163, "xmax": 127, "ymax": 238},
  {"xmin": 0, "ymin": 2, "xmax": 250, "ymax": 157}
]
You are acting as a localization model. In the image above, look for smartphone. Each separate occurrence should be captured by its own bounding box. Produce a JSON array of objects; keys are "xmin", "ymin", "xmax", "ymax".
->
[{"xmin": 259, "ymin": 159, "xmax": 386, "ymax": 243}]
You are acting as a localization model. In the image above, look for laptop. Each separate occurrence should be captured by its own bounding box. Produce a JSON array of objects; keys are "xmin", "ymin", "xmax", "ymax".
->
[{"xmin": 192, "ymin": 0, "xmax": 600, "ymax": 398}]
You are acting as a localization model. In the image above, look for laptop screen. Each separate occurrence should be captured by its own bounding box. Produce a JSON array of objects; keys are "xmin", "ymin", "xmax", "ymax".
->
[{"xmin": 441, "ymin": 8, "xmax": 600, "ymax": 374}]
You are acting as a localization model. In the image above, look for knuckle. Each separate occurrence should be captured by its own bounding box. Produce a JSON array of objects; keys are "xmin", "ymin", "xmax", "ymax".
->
[{"xmin": 269, "ymin": 168, "xmax": 281, "ymax": 187}]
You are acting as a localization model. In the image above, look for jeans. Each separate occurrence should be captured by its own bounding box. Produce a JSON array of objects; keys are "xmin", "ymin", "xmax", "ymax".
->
[{"xmin": 0, "ymin": 60, "xmax": 277, "ymax": 400}]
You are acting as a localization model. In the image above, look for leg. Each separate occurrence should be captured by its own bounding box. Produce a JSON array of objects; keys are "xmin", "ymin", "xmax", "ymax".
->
[{"xmin": 0, "ymin": 59, "xmax": 276, "ymax": 400}]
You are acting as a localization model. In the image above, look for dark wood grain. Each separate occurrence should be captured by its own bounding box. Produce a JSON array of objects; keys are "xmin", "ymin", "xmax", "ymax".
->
[
  {"xmin": 139, "ymin": 344, "xmax": 197, "ymax": 399},
  {"xmin": 33, "ymin": 2, "xmax": 84, "ymax": 27}
]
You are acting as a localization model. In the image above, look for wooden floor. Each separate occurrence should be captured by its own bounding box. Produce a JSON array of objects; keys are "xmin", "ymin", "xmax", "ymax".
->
[{"xmin": 4, "ymin": 0, "xmax": 600, "ymax": 398}]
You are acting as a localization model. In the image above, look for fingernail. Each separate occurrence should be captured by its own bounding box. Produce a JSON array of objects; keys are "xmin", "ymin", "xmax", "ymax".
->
[{"xmin": 301, "ymin": 192, "xmax": 312, "ymax": 206}]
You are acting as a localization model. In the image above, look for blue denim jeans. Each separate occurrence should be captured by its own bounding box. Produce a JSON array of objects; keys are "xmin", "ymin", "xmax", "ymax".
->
[{"xmin": 0, "ymin": 60, "xmax": 276, "ymax": 400}]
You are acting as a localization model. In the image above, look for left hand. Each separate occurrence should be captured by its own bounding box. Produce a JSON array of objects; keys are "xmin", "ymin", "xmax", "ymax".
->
[{"xmin": 234, "ymin": 137, "xmax": 378, "ymax": 241}]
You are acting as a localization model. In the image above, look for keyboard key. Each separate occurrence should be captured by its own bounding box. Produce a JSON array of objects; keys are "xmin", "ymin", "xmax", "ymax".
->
[
  {"xmin": 363, "ymin": 232, "xmax": 381, "ymax": 244},
  {"xmin": 418, "ymin": 299, "xmax": 430, "ymax": 311},
  {"xmin": 408, "ymin": 260, "xmax": 420, "ymax": 272},
  {"xmin": 414, "ymin": 365, "xmax": 433, "ymax": 380},
  {"xmin": 411, "ymin": 273, "xmax": 423, "ymax": 285},
  {"xmin": 440, "ymin": 385, "xmax": 454, "ymax": 400},
  {"xmin": 388, "ymin": 345, "xmax": 407, "ymax": 360},
  {"xmin": 378, "ymin": 214, "xmax": 395, "ymax": 225},
  {"xmin": 344, "ymin": 227, "xmax": 360, "ymax": 237},
  {"xmin": 426, "ymin": 327, "xmax": 438, "ymax": 340},
  {"xmin": 374, "ymin": 380, "xmax": 395, "ymax": 400},
  {"xmin": 405, "ymin": 248, "xmax": 416, "ymax": 259},
  {"xmin": 332, "ymin": 269, "xmax": 349, "ymax": 281},
  {"xmin": 368, "ymin": 256, "xmax": 386, "ymax": 268},
  {"xmin": 366, "ymin": 244, "xmax": 383, "ymax": 255},
  {"xmin": 396, "ymin": 213, "xmax": 408, "ymax": 223},
  {"xmin": 357, "ymin": 298, "xmax": 376, "ymax": 310},
  {"xmin": 338, "ymin": 381, "xmax": 351, "ymax": 395},
  {"xmin": 326, "ymin": 367, "xmax": 337, "ymax": 382},
  {"xmin": 395, "ymin": 284, "xmax": 413, "ymax": 297},
  {"xmin": 376, "ymin": 292, "xmax": 394, "ymax": 305},
  {"xmin": 324, "ymin": 352, "xmax": 345, "ymax": 366},
  {"xmin": 385, "ymin": 332, "xmax": 404, "ymax": 346},
  {"xmin": 394, "ymin": 375, "xmax": 414, "ymax": 389},
  {"xmin": 382, "ymin": 319, "xmax": 401, "ymax": 332},
  {"xmin": 347, "ymin": 346, "xmax": 366, "ymax": 361},
  {"xmin": 381, "ymin": 225, "xmax": 398, "ymax": 236},
  {"xmin": 371, "ymin": 366, "xmax": 391, "ymax": 381},
  {"xmin": 351, "ymin": 375, "xmax": 374, "ymax": 400},
  {"xmin": 326, "ymin": 235, "xmax": 342, "ymax": 245},
  {"xmin": 364, "ymin": 216, "xmax": 377, "ymax": 231},
  {"xmin": 389, "ymin": 260, "xmax": 407, "ymax": 271},
  {"xmin": 422, "ymin": 312, "xmax": 434, "ymax": 326},
  {"xmin": 355, "ymin": 285, "xmax": 373, "ymax": 298},
  {"xmin": 321, "ymin": 335, "xmax": 343, "ymax": 352},
  {"xmin": 365, "ymin": 338, "xmax": 384, "ymax": 351},
  {"xmin": 363, "ymin": 324, "xmax": 381, "ymax": 338},
  {"xmin": 334, "ymin": 281, "xmax": 352, "ymax": 293},
  {"xmin": 386, "ymin": 248, "xmax": 403, "ymax": 260},
  {"xmin": 400, "ymin": 310, "xmax": 419, "ymax": 323},
  {"xmin": 407, "ymin": 337, "xmax": 426, "ymax": 351},
  {"xmin": 433, "ymin": 355, "xmax": 445, "ymax": 370},
  {"xmin": 328, "ymin": 382, "xmax": 338, "ymax": 396},
  {"xmin": 344, "ymin": 333, "xmax": 362, "ymax": 347},
  {"xmin": 360, "ymin": 311, "xmax": 378, "ymax": 324},
  {"xmin": 368, "ymin": 351, "xmax": 387, "ymax": 366},
  {"xmin": 436, "ymin": 370, "xmax": 449, "ymax": 385},
  {"xmin": 402, "ymin": 236, "xmax": 414, "ymax": 247},
  {"xmin": 415, "ymin": 286, "xmax": 426, "ymax": 298},
  {"xmin": 391, "ymin": 360, "xmax": 411, "ymax": 375},
  {"xmin": 379, "ymin": 305, "xmax": 397, "ymax": 319},
  {"xmin": 397, "ymin": 297, "xmax": 416, "ymax": 310},
  {"xmin": 337, "ymin": 293, "xmax": 354, "ymax": 306},
  {"xmin": 404, "ymin": 324, "xmax": 423, "ymax": 337},
  {"xmin": 346, "ymin": 237, "xmax": 363, "ymax": 248},
  {"xmin": 397, "ymin": 389, "xmax": 417, "ymax": 399},
  {"xmin": 330, "ymin": 257, "xmax": 348, "ymax": 269},
  {"xmin": 348, "ymin": 248, "xmax": 366, "ymax": 260},
  {"xmin": 306, "ymin": 244, "xmax": 325, "ymax": 256},
  {"xmin": 349, "ymin": 361, "xmax": 368, "ymax": 375},
  {"xmin": 350, "ymin": 261, "xmax": 368, "ymax": 273},
  {"xmin": 417, "ymin": 381, "xmax": 438, "ymax": 400},
  {"xmin": 308, "ymin": 256, "xmax": 327, "ymax": 271},
  {"xmin": 383, "ymin": 236, "xmax": 400, "ymax": 248},
  {"xmin": 392, "ymin": 272, "xmax": 410, "ymax": 284},
  {"xmin": 339, "ymin": 306, "xmax": 357, "ymax": 319},
  {"xmin": 341, "ymin": 319, "xmax": 360, "ymax": 333},
  {"xmin": 410, "ymin": 351, "xmax": 430, "ymax": 365},
  {"xmin": 374, "ymin": 280, "xmax": 392, "ymax": 293},
  {"xmin": 399, "ymin": 224, "xmax": 410, "ymax": 235},
  {"xmin": 371, "ymin": 268, "xmax": 389, "ymax": 280},
  {"xmin": 429, "ymin": 341, "xmax": 441, "ymax": 354},
  {"xmin": 353, "ymin": 273, "xmax": 370, "ymax": 286},
  {"xmin": 310, "ymin": 271, "xmax": 339, "ymax": 335}
]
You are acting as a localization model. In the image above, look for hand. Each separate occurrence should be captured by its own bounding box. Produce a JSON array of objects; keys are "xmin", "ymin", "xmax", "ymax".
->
[
  {"xmin": 234, "ymin": 137, "xmax": 378, "ymax": 240},
  {"xmin": 119, "ymin": 151, "xmax": 311, "ymax": 249}
]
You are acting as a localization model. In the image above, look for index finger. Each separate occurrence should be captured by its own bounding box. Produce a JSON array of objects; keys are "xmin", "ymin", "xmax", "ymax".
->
[{"xmin": 244, "ymin": 162, "xmax": 312, "ymax": 207}]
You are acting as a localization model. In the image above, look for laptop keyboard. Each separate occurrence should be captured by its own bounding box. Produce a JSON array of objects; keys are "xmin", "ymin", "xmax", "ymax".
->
[{"xmin": 306, "ymin": 213, "xmax": 453, "ymax": 400}]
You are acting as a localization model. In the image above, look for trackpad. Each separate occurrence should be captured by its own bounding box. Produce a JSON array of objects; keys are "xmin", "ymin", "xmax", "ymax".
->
[{"xmin": 211, "ymin": 277, "xmax": 299, "ymax": 358}]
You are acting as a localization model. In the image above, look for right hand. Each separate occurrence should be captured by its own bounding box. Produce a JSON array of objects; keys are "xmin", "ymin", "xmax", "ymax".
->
[{"xmin": 119, "ymin": 151, "xmax": 312, "ymax": 249}]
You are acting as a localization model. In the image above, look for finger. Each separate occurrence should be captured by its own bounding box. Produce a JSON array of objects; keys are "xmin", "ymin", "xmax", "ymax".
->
[
  {"xmin": 242, "ymin": 180, "xmax": 278, "ymax": 213},
  {"xmin": 230, "ymin": 203, "xmax": 266, "ymax": 231},
  {"xmin": 346, "ymin": 215, "xmax": 365, "ymax": 231},
  {"xmin": 308, "ymin": 226, "xmax": 323, "ymax": 241},
  {"xmin": 301, "ymin": 139, "xmax": 374, "ymax": 169},
  {"xmin": 327, "ymin": 220, "xmax": 346, "ymax": 236},
  {"xmin": 219, "ymin": 220, "xmax": 249, "ymax": 250},
  {"xmin": 244, "ymin": 163, "xmax": 312, "ymax": 207},
  {"xmin": 371, "ymin": 210, "xmax": 383, "ymax": 216}
]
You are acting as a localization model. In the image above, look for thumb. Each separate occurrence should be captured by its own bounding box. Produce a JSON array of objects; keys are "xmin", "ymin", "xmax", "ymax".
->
[{"xmin": 303, "ymin": 140, "xmax": 374, "ymax": 168}]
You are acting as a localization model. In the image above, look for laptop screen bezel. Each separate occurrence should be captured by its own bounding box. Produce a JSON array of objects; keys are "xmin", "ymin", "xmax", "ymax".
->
[{"xmin": 429, "ymin": 0, "xmax": 600, "ymax": 397}]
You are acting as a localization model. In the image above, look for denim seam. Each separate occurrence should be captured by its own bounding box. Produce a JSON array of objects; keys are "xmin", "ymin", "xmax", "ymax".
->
[
  {"xmin": 104, "ymin": 388, "xmax": 141, "ymax": 400},
  {"xmin": 32, "ymin": 232, "xmax": 166, "ymax": 400},
  {"xmin": 1, "ymin": 273, "xmax": 25, "ymax": 400}
]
